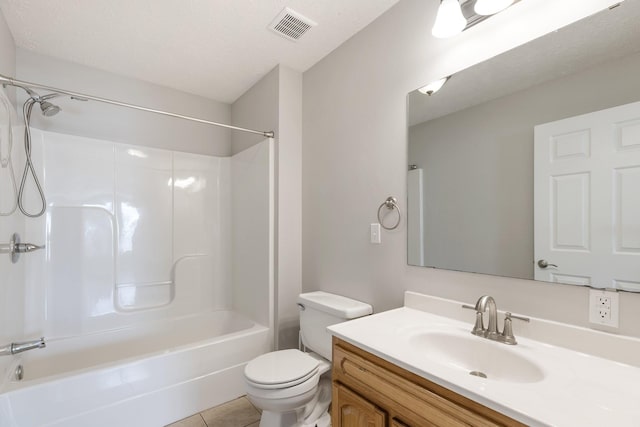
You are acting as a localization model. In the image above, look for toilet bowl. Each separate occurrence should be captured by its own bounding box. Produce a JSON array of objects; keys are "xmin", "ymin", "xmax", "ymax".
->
[
  {"xmin": 244, "ymin": 292, "xmax": 372, "ymax": 427},
  {"xmin": 245, "ymin": 349, "xmax": 330, "ymax": 426}
]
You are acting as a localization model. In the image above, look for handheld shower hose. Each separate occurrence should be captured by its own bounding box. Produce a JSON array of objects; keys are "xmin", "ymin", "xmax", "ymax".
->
[{"xmin": 18, "ymin": 92, "xmax": 61, "ymax": 218}]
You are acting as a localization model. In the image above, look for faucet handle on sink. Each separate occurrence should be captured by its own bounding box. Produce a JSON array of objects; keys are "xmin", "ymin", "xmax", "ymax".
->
[
  {"xmin": 472, "ymin": 312, "xmax": 486, "ymax": 337},
  {"xmin": 500, "ymin": 312, "xmax": 530, "ymax": 345},
  {"xmin": 462, "ymin": 304, "xmax": 487, "ymax": 337}
]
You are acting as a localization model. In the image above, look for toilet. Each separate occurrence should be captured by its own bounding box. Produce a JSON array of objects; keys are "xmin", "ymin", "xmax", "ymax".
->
[{"xmin": 244, "ymin": 291, "xmax": 373, "ymax": 427}]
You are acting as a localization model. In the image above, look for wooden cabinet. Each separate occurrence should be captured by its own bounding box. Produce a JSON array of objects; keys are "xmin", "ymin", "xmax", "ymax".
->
[
  {"xmin": 331, "ymin": 337, "xmax": 525, "ymax": 427},
  {"xmin": 333, "ymin": 382, "xmax": 386, "ymax": 427}
]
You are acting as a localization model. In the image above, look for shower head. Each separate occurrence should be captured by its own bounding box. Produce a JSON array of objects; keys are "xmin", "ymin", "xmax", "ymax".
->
[
  {"xmin": 24, "ymin": 88, "xmax": 62, "ymax": 117},
  {"xmin": 39, "ymin": 100, "xmax": 61, "ymax": 117}
]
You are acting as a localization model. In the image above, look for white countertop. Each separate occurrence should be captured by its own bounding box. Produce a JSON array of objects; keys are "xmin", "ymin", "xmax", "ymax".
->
[{"xmin": 328, "ymin": 293, "xmax": 640, "ymax": 427}]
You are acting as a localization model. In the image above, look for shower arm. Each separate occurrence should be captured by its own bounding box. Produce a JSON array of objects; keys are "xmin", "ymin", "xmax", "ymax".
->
[{"xmin": 0, "ymin": 73, "xmax": 275, "ymax": 139}]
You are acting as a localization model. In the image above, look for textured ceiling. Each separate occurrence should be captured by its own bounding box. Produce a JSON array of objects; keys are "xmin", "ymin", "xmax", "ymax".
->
[{"xmin": 0, "ymin": 0, "xmax": 398, "ymax": 103}]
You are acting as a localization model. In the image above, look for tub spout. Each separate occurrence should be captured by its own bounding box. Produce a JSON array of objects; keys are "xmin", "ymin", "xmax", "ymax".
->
[{"xmin": 0, "ymin": 337, "xmax": 46, "ymax": 356}]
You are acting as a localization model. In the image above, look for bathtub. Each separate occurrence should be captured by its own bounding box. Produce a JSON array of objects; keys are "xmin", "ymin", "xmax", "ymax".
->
[{"xmin": 0, "ymin": 310, "xmax": 270, "ymax": 427}]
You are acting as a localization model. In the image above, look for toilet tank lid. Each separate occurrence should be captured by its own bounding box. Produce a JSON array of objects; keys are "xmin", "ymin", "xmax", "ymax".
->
[{"xmin": 298, "ymin": 291, "xmax": 373, "ymax": 319}]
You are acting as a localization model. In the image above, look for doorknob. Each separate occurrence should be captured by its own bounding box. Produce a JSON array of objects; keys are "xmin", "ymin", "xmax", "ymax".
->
[{"xmin": 537, "ymin": 259, "xmax": 558, "ymax": 269}]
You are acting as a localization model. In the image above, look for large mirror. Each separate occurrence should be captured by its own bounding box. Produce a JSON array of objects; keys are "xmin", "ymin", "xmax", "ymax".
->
[{"xmin": 407, "ymin": 2, "xmax": 640, "ymax": 291}]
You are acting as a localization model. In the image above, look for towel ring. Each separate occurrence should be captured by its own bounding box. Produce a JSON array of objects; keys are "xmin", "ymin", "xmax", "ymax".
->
[{"xmin": 377, "ymin": 196, "xmax": 401, "ymax": 230}]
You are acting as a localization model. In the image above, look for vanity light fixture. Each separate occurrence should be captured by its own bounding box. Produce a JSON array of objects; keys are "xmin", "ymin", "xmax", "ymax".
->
[
  {"xmin": 432, "ymin": 0, "xmax": 520, "ymax": 39},
  {"xmin": 474, "ymin": 0, "xmax": 515, "ymax": 15},
  {"xmin": 418, "ymin": 76, "xmax": 450, "ymax": 96},
  {"xmin": 431, "ymin": 0, "xmax": 467, "ymax": 39}
]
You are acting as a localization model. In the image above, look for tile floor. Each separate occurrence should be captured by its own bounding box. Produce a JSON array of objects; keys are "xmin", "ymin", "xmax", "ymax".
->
[{"xmin": 166, "ymin": 396, "xmax": 261, "ymax": 427}]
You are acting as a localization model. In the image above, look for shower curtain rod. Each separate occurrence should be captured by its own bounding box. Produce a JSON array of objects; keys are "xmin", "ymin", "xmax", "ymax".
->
[{"xmin": 0, "ymin": 73, "xmax": 275, "ymax": 138}]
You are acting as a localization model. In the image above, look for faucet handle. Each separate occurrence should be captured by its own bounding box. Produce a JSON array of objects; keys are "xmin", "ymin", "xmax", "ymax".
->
[
  {"xmin": 500, "ymin": 312, "xmax": 530, "ymax": 345},
  {"xmin": 462, "ymin": 304, "xmax": 486, "ymax": 337},
  {"xmin": 472, "ymin": 312, "xmax": 486, "ymax": 337},
  {"xmin": 507, "ymin": 312, "xmax": 530, "ymax": 323}
]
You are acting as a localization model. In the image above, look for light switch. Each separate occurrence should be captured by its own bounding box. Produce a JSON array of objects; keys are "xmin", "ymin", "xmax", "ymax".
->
[{"xmin": 370, "ymin": 223, "xmax": 381, "ymax": 244}]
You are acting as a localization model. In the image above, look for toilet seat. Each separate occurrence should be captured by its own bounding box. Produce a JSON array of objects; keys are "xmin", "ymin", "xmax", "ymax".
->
[
  {"xmin": 245, "ymin": 371, "xmax": 320, "ymax": 401},
  {"xmin": 244, "ymin": 349, "xmax": 320, "ymax": 390},
  {"xmin": 246, "ymin": 366, "xmax": 319, "ymax": 390}
]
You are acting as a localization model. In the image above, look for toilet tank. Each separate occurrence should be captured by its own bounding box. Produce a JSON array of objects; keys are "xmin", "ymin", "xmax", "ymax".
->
[{"xmin": 298, "ymin": 291, "xmax": 372, "ymax": 360}]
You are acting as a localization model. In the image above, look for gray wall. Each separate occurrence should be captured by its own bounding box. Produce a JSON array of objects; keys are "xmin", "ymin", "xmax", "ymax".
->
[
  {"xmin": 231, "ymin": 67, "xmax": 279, "ymax": 155},
  {"xmin": 409, "ymin": 51, "xmax": 640, "ymax": 280},
  {"xmin": 16, "ymin": 49, "xmax": 232, "ymax": 156},
  {"xmin": 275, "ymin": 66, "xmax": 303, "ymax": 350},
  {"xmin": 302, "ymin": 0, "xmax": 640, "ymax": 337},
  {"xmin": 232, "ymin": 65, "xmax": 303, "ymax": 350}
]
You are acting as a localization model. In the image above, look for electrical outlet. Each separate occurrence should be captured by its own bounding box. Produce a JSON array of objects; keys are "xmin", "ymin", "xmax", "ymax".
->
[
  {"xmin": 589, "ymin": 289, "xmax": 619, "ymax": 328},
  {"xmin": 597, "ymin": 296, "xmax": 611, "ymax": 320}
]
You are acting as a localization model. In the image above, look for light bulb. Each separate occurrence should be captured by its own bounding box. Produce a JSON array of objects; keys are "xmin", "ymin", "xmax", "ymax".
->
[
  {"xmin": 474, "ymin": 0, "xmax": 515, "ymax": 16},
  {"xmin": 418, "ymin": 76, "xmax": 450, "ymax": 96},
  {"xmin": 431, "ymin": 0, "xmax": 467, "ymax": 39}
]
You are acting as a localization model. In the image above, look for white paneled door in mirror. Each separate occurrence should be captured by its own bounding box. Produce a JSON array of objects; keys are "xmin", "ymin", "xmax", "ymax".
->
[{"xmin": 534, "ymin": 101, "xmax": 640, "ymax": 291}]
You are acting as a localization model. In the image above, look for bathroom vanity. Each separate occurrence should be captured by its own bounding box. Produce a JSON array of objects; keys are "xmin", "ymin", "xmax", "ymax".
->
[
  {"xmin": 331, "ymin": 337, "xmax": 522, "ymax": 426},
  {"xmin": 328, "ymin": 292, "xmax": 640, "ymax": 427}
]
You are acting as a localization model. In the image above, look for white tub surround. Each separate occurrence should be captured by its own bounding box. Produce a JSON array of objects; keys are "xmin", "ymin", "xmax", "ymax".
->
[
  {"xmin": 16, "ymin": 129, "xmax": 234, "ymax": 338},
  {"xmin": 328, "ymin": 291, "xmax": 640, "ymax": 427},
  {"xmin": 0, "ymin": 130, "xmax": 275, "ymax": 426}
]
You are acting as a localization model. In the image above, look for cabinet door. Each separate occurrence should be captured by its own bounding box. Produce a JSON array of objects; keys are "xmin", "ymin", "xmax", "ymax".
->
[
  {"xmin": 332, "ymin": 382, "xmax": 387, "ymax": 427},
  {"xmin": 391, "ymin": 419, "xmax": 410, "ymax": 427}
]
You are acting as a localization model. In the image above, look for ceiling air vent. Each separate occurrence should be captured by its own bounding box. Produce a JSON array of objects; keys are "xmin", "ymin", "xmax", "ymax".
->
[{"xmin": 268, "ymin": 7, "xmax": 317, "ymax": 42}]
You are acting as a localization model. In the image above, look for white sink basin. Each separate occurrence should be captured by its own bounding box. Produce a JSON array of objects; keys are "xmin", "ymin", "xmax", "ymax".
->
[
  {"xmin": 409, "ymin": 331, "xmax": 545, "ymax": 383},
  {"xmin": 328, "ymin": 293, "xmax": 640, "ymax": 426}
]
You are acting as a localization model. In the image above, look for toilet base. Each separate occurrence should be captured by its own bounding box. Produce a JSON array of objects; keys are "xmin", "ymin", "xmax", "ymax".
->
[
  {"xmin": 255, "ymin": 379, "xmax": 332, "ymax": 427},
  {"xmin": 305, "ymin": 412, "xmax": 331, "ymax": 427},
  {"xmin": 259, "ymin": 409, "xmax": 331, "ymax": 427}
]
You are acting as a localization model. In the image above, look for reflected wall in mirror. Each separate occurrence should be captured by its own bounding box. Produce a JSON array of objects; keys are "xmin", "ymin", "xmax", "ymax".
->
[{"xmin": 407, "ymin": 2, "xmax": 640, "ymax": 291}]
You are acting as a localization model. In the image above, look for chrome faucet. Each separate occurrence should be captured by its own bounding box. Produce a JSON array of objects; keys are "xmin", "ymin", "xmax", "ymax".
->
[
  {"xmin": 0, "ymin": 337, "xmax": 46, "ymax": 356},
  {"xmin": 0, "ymin": 233, "xmax": 45, "ymax": 264},
  {"xmin": 474, "ymin": 295, "xmax": 499, "ymax": 339},
  {"xmin": 463, "ymin": 296, "xmax": 529, "ymax": 345}
]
